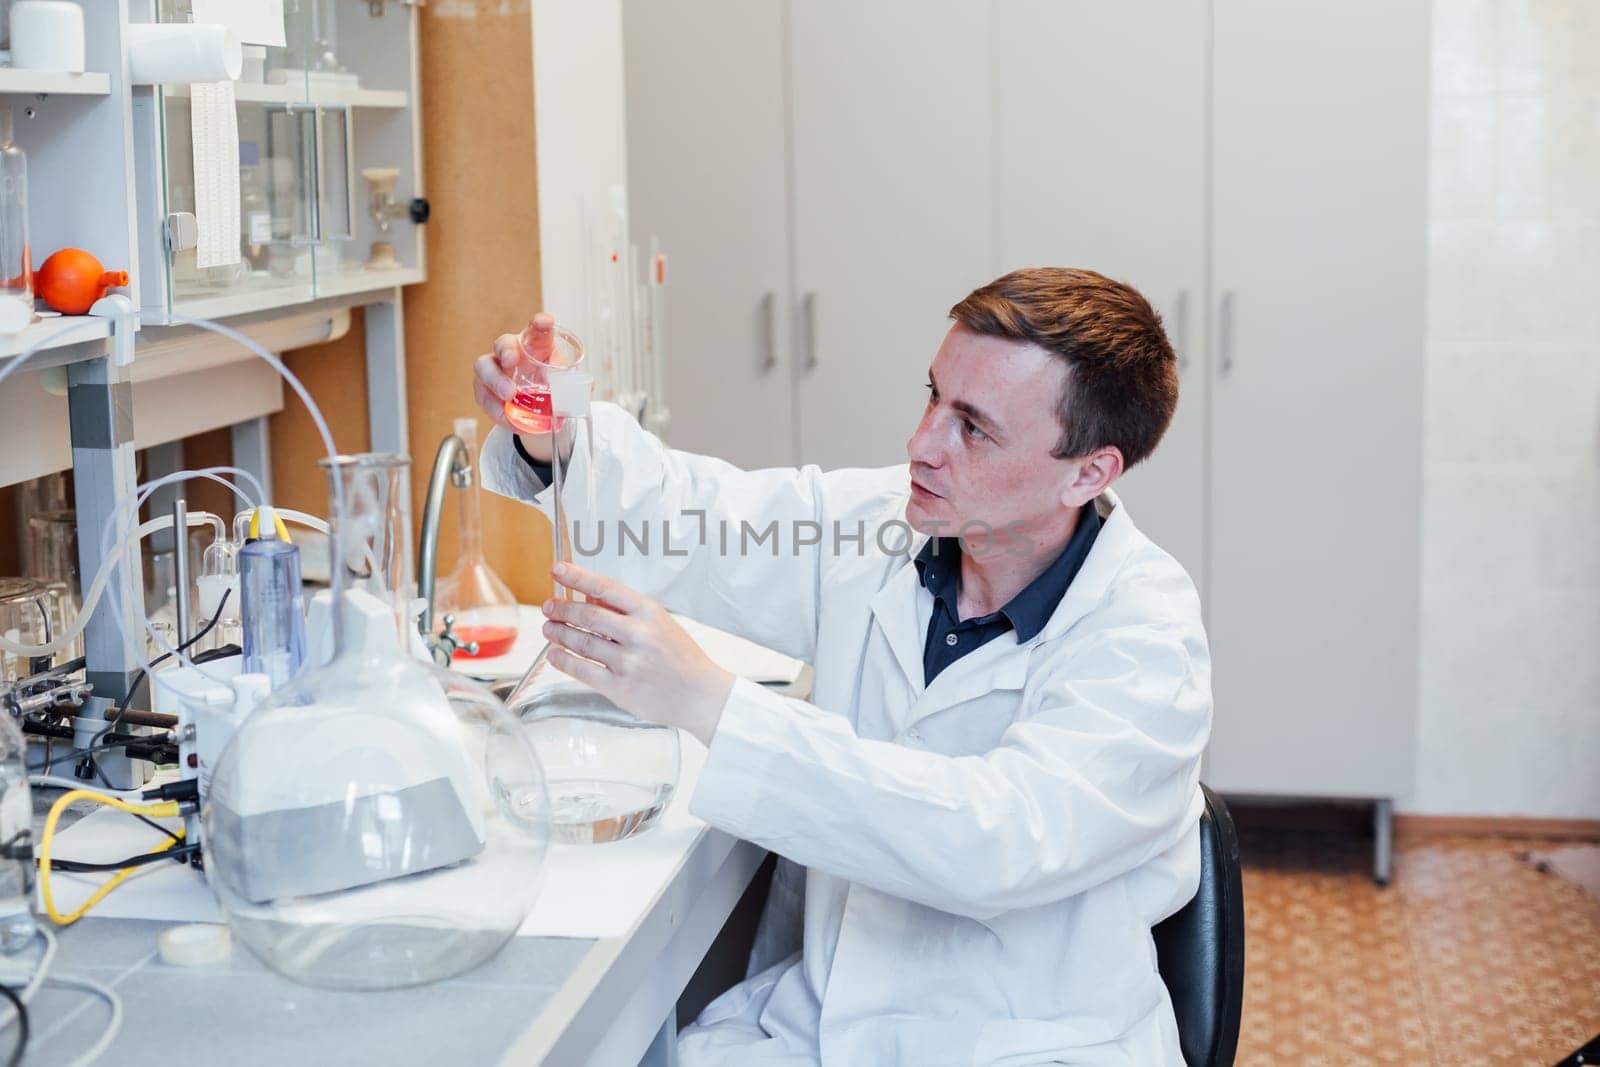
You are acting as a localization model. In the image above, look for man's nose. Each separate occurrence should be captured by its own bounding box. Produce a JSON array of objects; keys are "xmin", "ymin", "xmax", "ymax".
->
[{"xmin": 906, "ymin": 412, "xmax": 941, "ymax": 466}]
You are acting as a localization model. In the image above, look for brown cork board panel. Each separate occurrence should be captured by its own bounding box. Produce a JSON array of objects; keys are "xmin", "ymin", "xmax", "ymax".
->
[
  {"xmin": 0, "ymin": 484, "xmax": 18, "ymax": 576},
  {"xmin": 177, "ymin": 428, "xmax": 237, "ymax": 521},
  {"xmin": 263, "ymin": 3, "xmax": 553, "ymax": 606},
  {"xmin": 268, "ymin": 306, "xmax": 373, "ymax": 517},
  {"xmin": 406, "ymin": 1, "xmax": 553, "ymax": 607}
]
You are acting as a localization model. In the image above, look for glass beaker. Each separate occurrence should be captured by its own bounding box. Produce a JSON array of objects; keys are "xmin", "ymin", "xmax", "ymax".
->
[
  {"xmin": 0, "ymin": 105, "xmax": 31, "ymax": 335},
  {"xmin": 0, "ymin": 578, "xmax": 50, "ymax": 683},
  {"xmin": 502, "ymin": 371, "xmax": 681, "ymax": 845},
  {"xmin": 503, "ymin": 320, "xmax": 584, "ymax": 437},
  {"xmin": 436, "ymin": 418, "xmax": 520, "ymax": 660},
  {"xmin": 204, "ymin": 453, "xmax": 552, "ymax": 990},
  {"xmin": 24, "ymin": 510, "xmax": 81, "ymax": 666}
]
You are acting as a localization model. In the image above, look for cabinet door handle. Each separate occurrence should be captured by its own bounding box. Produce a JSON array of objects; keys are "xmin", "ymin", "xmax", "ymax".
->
[
  {"xmin": 1218, "ymin": 290, "xmax": 1235, "ymax": 378},
  {"xmin": 760, "ymin": 290, "xmax": 779, "ymax": 372},
  {"xmin": 802, "ymin": 291, "xmax": 819, "ymax": 372},
  {"xmin": 1173, "ymin": 290, "xmax": 1190, "ymax": 373}
]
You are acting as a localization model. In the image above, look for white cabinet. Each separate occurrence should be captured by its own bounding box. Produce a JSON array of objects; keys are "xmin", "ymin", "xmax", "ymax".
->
[
  {"xmin": 622, "ymin": 2, "xmax": 1428, "ymax": 834},
  {"xmin": 993, "ymin": 0, "xmax": 1210, "ymax": 593},
  {"xmin": 788, "ymin": 0, "xmax": 995, "ymax": 471},
  {"xmin": 622, "ymin": 0, "xmax": 794, "ymax": 469},
  {"xmin": 1204, "ymin": 0, "xmax": 1428, "ymax": 799}
]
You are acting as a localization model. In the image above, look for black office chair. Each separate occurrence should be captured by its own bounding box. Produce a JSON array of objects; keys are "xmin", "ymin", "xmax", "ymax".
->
[
  {"xmin": 1153, "ymin": 784, "xmax": 1245, "ymax": 1067},
  {"xmin": 680, "ymin": 786, "xmax": 1247, "ymax": 1066}
]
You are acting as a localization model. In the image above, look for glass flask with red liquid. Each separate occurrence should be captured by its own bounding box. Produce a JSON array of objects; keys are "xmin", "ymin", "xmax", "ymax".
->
[
  {"xmin": 436, "ymin": 418, "xmax": 521, "ymax": 660},
  {"xmin": 503, "ymin": 320, "xmax": 584, "ymax": 437}
]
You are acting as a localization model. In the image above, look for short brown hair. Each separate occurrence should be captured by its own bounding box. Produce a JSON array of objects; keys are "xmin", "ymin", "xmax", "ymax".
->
[{"xmin": 949, "ymin": 267, "xmax": 1178, "ymax": 467}]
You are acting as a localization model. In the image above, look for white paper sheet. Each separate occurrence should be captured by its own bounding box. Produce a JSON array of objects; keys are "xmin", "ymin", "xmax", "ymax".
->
[
  {"xmin": 40, "ymin": 741, "xmax": 712, "ymax": 941},
  {"xmin": 190, "ymin": 81, "xmax": 241, "ymax": 270},
  {"xmin": 192, "ymin": 0, "xmax": 287, "ymax": 48}
]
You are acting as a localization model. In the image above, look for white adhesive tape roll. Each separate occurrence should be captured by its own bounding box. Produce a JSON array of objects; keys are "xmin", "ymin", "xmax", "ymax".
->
[
  {"xmin": 127, "ymin": 23, "xmax": 243, "ymax": 85},
  {"xmin": 158, "ymin": 923, "xmax": 232, "ymax": 966}
]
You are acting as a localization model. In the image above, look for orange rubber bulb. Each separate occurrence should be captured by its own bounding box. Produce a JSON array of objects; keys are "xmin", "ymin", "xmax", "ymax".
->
[{"xmin": 37, "ymin": 248, "xmax": 130, "ymax": 315}]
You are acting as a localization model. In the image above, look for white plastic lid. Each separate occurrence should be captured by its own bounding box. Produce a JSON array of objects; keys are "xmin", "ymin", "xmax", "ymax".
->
[{"xmin": 550, "ymin": 370, "xmax": 593, "ymax": 416}]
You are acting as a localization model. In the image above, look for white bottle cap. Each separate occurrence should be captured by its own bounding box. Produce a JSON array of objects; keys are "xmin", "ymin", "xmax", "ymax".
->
[{"xmin": 550, "ymin": 370, "xmax": 593, "ymax": 416}]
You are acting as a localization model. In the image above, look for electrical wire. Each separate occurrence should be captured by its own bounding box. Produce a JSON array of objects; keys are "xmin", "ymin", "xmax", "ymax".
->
[
  {"xmin": 38, "ymin": 790, "xmax": 184, "ymax": 926},
  {"xmin": 0, "ymin": 928, "xmax": 117, "ymax": 1067},
  {"xmin": 27, "ymin": 778, "xmax": 141, "ymax": 801},
  {"xmin": 92, "ymin": 590, "xmax": 234, "ymax": 773},
  {"xmin": 44, "ymin": 974, "xmax": 122, "ymax": 1067},
  {"xmin": 0, "ymin": 982, "xmax": 25, "ymax": 1067},
  {"xmin": 0, "ymin": 472, "xmax": 261, "ymax": 662},
  {"xmin": 45, "ymin": 842, "xmax": 199, "ymax": 874}
]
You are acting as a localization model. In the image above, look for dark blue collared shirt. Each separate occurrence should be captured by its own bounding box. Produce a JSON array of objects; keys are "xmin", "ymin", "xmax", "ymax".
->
[{"xmin": 914, "ymin": 504, "xmax": 1102, "ymax": 686}]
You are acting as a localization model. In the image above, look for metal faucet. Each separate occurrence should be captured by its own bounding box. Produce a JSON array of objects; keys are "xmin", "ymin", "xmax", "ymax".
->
[{"xmin": 417, "ymin": 431, "xmax": 476, "ymax": 665}]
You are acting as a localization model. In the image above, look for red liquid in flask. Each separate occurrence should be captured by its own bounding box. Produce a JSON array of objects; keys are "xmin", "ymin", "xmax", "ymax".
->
[
  {"xmin": 504, "ymin": 387, "xmax": 565, "ymax": 436},
  {"xmin": 451, "ymin": 624, "xmax": 518, "ymax": 659}
]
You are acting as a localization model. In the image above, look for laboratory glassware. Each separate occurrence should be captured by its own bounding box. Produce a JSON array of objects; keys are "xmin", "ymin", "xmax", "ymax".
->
[
  {"xmin": 435, "ymin": 418, "xmax": 520, "ymax": 660},
  {"xmin": 0, "ymin": 578, "xmax": 50, "ymax": 682},
  {"xmin": 501, "ymin": 371, "xmax": 680, "ymax": 845},
  {"xmin": 0, "ymin": 105, "xmax": 29, "ymax": 334},
  {"xmin": 204, "ymin": 453, "xmax": 552, "ymax": 990},
  {"xmin": 503, "ymin": 321, "xmax": 584, "ymax": 436}
]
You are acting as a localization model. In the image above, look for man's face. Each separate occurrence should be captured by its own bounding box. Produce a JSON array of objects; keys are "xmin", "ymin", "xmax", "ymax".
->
[{"xmin": 905, "ymin": 326, "xmax": 1091, "ymax": 550}]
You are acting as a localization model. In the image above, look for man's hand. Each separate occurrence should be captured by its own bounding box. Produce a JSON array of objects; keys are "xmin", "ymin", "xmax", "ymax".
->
[
  {"xmin": 474, "ymin": 314, "xmax": 559, "ymax": 461},
  {"xmin": 541, "ymin": 562, "xmax": 736, "ymax": 746}
]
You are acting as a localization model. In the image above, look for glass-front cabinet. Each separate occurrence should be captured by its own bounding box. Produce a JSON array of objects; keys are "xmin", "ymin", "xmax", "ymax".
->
[{"xmin": 133, "ymin": 0, "xmax": 425, "ymax": 323}]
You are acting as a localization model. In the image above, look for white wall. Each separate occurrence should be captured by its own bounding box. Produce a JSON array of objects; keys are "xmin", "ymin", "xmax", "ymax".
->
[
  {"xmin": 1412, "ymin": 0, "xmax": 1600, "ymax": 818},
  {"xmin": 530, "ymin": 0, "xmax": 629, "ymax": 344}
]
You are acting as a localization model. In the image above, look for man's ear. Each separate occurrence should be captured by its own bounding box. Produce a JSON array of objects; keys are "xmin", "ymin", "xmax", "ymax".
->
[{"xmin": 1059, "ymin": 446, "xmax": 1124, "ymax": 508}]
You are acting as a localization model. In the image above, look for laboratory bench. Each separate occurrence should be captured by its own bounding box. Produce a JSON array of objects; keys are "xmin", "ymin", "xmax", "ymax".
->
[
  {"xmin": 24, "ymin": 663, "xmax": 812, "ymax": 1065},
  {"xmin": 29, "ymin": 817, "xmax": 768, "ymax": 1066}
]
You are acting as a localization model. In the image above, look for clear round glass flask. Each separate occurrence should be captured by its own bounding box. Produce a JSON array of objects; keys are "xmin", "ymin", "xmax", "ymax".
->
[
  {"xmin": 501, "ymin": 368, "xmax": 680, "ymax": 845},
  {"xmin": 203, "ymin": 453, "xmax": 552, "ymax": 990}
]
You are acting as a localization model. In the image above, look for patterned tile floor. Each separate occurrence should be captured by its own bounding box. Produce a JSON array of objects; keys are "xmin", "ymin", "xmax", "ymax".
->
[{"xmin": 1234, "ymin": 818, "xmax": 1600, "ymax": 1066}]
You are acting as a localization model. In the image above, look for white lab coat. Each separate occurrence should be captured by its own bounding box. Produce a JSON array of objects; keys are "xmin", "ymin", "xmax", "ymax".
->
[{"xmin": 481, "ymin": 404, "xmax": 1211, "ymax": 1067}]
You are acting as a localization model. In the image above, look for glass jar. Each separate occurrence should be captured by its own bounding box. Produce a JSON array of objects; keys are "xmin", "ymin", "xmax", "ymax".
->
[
  {"xmin": 204, "ymin": 453, "xmax": 552, "ymax": 990},
  {"xmin": 502, "ymin": 368, "xmax": 681, "ymax": 845},
  {"xmin": 25, "ymin": 509, "xmax": 82, "ymax": 666},
  {"xmin": 0, "ymin": 104, "xmax": 30, "ymax": 335},
  {"xmin": 0, "ymin": 578, "xmax": 50, "ymax": 682}
]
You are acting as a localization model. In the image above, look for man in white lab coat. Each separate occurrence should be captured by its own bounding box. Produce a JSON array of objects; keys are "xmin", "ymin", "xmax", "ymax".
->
[{"xmin": 473, "ymin": 268, "xmax": 1211, "ymax": 1066}]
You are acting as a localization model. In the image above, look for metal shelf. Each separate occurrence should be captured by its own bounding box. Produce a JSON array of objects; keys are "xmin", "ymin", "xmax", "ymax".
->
[
  {"xmin": 0, "ymin": 316, "xmax": 111, "ymax": 362},
  {"xmin": 162, "ymin": 81, "xmax": 408, "ymax": 108},
  {"xmin": 0, "ymin": 70, "xmax": 112, "ymax": 96}
]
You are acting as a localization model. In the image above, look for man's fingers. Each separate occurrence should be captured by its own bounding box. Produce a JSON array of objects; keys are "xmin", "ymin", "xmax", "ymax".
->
[
  {"xmin": 551, "ymin": 563, "xmax": 647, "ymax": 614},
  {"xmin": 476, "ymin": 353, "xmax": 515, "ymax": 401},
  {"xmin": 543, "ymin": 597, "xmax": 629, "ymax": 642},
  {"xmin": 543, "ymin": 619, "xmax": 618, "ymax": 670},
  {"xmin": 547, "ymin": 645, "xmax": 612, "ymax": 691},
  {"xmin": 493, "ymin": 332, "xmax": 523, "ymax": 373},
  {"xmin": 521, "ymin": 314, "xmax": 556, "ymax": 363}
]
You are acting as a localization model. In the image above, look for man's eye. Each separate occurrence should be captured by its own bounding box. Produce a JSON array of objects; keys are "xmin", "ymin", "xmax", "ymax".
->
[{"xmin": 963, "ymin": 420, "xmax": 987, "ymax": 441}]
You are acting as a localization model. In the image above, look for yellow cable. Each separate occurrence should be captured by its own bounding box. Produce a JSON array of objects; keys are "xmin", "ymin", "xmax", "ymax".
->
[
  {"xmin": 246, "ymin": 506, "xmax": 291, "ymax": 543},
  {"xmin": 39, "ymin": 790, "xmax": 184, "ymax": 926}
]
